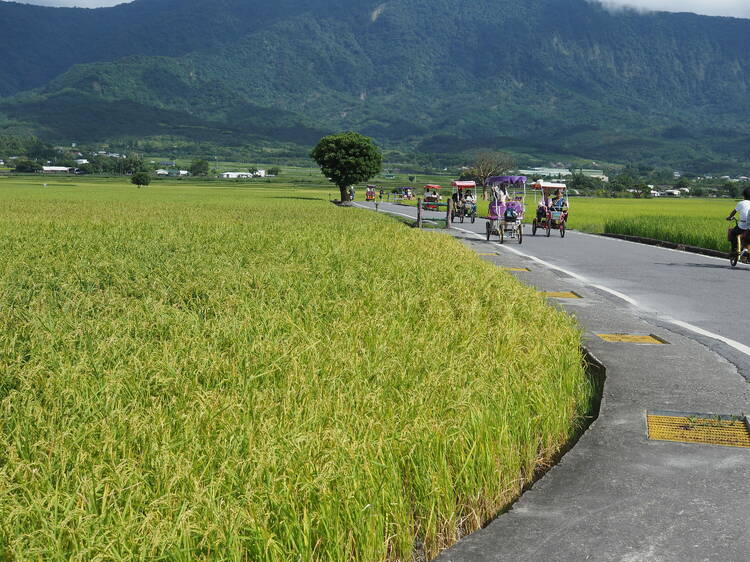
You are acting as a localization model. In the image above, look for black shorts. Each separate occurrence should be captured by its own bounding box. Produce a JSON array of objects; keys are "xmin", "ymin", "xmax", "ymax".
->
[{"xmin": 730, "ymin": 225, "xmax": 748, "ymax": 246}]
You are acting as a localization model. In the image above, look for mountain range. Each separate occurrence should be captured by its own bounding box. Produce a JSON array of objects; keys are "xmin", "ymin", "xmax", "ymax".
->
[{"xmin": 2, "ymin": 0, "xmax": 750, "ymax": 170}]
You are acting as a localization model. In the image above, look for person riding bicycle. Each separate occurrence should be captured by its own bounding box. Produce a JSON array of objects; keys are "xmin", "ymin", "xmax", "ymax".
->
[{"xmin": 726, "ymin": 186, "xmax": 750, "ymax": 254}]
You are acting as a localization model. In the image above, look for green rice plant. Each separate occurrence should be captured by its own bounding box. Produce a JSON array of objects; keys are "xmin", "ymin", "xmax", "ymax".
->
[
  {"xmin": 0, "ymin": 179, "xmax": 594, "ymax": 560},
  {"xmin": 602, "ymin": 215, "xmax": 728, "ymax": 252}
]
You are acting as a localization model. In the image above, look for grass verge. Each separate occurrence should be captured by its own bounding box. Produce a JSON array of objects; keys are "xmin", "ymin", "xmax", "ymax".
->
[{"xmin": 0, "ymin": 181, "xmax": 594, "ymax": 560}]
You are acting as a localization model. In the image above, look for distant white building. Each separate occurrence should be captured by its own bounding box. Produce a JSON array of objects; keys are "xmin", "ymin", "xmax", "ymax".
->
[
  {"xmin": 42, "ymin": 166, "xmax": 72, "ymax": 174},
  {"xmin": 75, "ymin": 159, "xmax": 89, "ymax": 165},
  {"xmin": 221, "ymin": 171, "xmax": 255, "ymax": 179},
  {"xmin": 519, "ymin": 167, "xmax": 608, "ymax": 182},
  {"xmin": 155, "ymin": 169, "xmax": 169, "ymax": 176},
  {"xmin": 664, "ymin": 189, "xmax": 682, "ymax": 197}
]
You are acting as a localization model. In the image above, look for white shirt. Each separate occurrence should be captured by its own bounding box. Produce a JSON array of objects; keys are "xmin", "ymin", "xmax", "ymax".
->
[{"xmin": 737, "ymin": 200, "xmax": 750, "ymax": 229}]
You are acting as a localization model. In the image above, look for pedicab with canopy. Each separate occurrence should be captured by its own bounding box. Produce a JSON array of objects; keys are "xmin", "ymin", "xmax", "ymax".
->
[
  {"xmin": 391, "ymin": 187, "xmax": 414, "ymax": 202},
  {"xmin": 450, "ymin": 180, "xmax": 478, "ymax": 223},
  {"xmin": 365, "ymin": 185, "xmax": 377, "ymax": 201},
  {"xmin": 485, "ymin": 176, "xmax": 526, "ymax": 244},
  {"xmin": 531, "ymin": 181, "xmax": 569, "ymax": 237},
  {"xmin": 422, "ymin": 184, "xmax": 443, "ymax": 211}
]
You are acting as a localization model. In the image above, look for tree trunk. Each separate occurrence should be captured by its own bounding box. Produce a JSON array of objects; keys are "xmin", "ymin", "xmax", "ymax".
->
[{"xmin": 339, "ymin": 185, "xmax": 349, "ymax": 203}]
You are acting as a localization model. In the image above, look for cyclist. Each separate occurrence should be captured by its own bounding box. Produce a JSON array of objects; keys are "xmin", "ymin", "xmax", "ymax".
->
[{"xmin": 726, "ymin": 186, "xmax": 750, "ymax": 255}]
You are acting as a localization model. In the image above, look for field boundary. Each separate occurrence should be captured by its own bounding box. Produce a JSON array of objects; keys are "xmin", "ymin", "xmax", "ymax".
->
[{"xmin": 600, "ymin": 232, "xmax": 727, "ymax": 259}]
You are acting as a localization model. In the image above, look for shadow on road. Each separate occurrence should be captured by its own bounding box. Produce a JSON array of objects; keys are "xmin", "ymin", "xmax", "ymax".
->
[{"xmin": 655, "ymin": 262, "xmax": 747, "ymax": 271}]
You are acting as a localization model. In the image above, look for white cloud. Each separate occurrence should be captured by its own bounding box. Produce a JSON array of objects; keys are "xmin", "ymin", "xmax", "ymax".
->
[
  {"xmin": 595, "ymin": 0, "xmax": 750, "ymax": 18},
  {"xmin": 15, "ymin": 0, "xmax": 130, "ymax": 7}
]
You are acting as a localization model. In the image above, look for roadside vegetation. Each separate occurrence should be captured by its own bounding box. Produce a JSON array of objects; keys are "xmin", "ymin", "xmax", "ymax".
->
[
  {"xmin": 569, "ymin": 199, "xmax": 732, "ymax": 252},
  {"xmin": 0, "ymin": 178, "xmax": 595, "ymax": 560}
]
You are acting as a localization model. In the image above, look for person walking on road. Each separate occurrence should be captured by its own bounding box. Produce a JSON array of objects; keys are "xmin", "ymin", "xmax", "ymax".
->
[{"xmin": 727, "ymin": 186, "xmax": 750, "ymax": 254}]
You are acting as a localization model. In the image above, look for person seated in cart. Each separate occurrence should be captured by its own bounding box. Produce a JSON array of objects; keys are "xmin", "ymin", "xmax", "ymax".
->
[
  {"xmin": 464, "ymin": 190, "xmax": 476, "ymax": 204},
  {"xmin": 551, "ymin": 189, "xmax": 567, "ymax": 210},
  {"xmin": 451, "ymin": 190, "xmax": 464, "ymax": 208},
  {"xmin": 536, "ymin": 197, "xmax": 549, "ymax": 221}
]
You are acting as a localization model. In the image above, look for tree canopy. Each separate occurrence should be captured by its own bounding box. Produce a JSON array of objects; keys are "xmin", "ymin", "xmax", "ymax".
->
[
  {"xmin": 14, "ymin": 159, "xmax": 42, "ymax": 173},
  {"xmin": 468, "ymin": 151, "xmax": 516, "ymax": 198},
  {"xmin": 131, "ymin": 171, "xmax": 151, "ymax": 188},
  {"xmin": 310, "ymin": 132, "xmax": 382, "ymax": 202},
  {"xmin": 190, "ymin": 159, "xmax": 210, "ymax": 177}
]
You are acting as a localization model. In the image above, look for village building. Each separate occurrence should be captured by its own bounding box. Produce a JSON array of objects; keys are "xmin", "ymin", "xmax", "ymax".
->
[{"xmin": 42, "ymin": 166, "xmax": 73, "ymax": 174}]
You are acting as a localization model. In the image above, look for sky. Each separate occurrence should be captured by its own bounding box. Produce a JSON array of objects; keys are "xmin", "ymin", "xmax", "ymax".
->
[{"xmin": 11, "ymin": 0, "xmax": 750, "ymax": 18}]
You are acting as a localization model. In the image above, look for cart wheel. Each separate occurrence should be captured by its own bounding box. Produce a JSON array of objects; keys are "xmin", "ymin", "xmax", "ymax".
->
[
  {"xmin": 518, "ymin": 225, "xmax": 523, "ymax": 244},
  {"xmin": 471, "ymin": 212, "xmax": 476, "ymax": 224},
  {"xmin": 546, "ymin": 222, "xmax": 551, "ymax": 237},
  {"xmin": 731, "ymin": 250, "xmax": 739, "ymax": 267},
  {"xmin": 532, "ymin": 219, "xmax": 537, "ymax": 236},
  {"xmin": 486, "ymin": 221, "xmax": 491, "ymax": 241},
  {"xmin": 460, "ymin": 213, "xmax": 465, "ymax": 223},
  {"xmin": 560, "ymin": 221, "xmax": 566, "ymax": 238},
  {"xmin": 499, "ymin": 226, "xmax": 504, "ymax": 244}
]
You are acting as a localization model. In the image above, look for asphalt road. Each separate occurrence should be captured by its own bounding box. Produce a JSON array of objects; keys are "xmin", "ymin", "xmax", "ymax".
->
[{"xmin": 361, "ymin": 200, "xmax": 750, "ymax": 375}]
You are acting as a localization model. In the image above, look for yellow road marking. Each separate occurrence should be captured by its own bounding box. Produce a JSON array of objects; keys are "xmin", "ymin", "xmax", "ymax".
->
[{"xmin": 502, "ymin": 267, "xmax": 530, "ymax": 272}]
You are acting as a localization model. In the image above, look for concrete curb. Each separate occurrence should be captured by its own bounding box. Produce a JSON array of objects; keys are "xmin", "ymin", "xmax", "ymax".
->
[{"xmin": 599, "ymin": 232, "xmax": 728, "ymax": 259}]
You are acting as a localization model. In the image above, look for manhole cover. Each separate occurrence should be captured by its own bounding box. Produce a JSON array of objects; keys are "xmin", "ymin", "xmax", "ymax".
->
[
  {"xmin": 647, "ymin": 411, "xmax": 750, "ymax": 448},
  {"xmin": 542, "ymin": 291, "xmax": 581, "ymax": 299},
  {"xmin": 598, "ymin": 334, "xmax": 667, "ymax": 344}
]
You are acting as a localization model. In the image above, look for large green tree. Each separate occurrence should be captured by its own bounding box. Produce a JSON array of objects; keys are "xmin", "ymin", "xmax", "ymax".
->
[
  {"xmin": 131, "ymin": 171, "xmax": 151, "ymax": 188},
  {"xmin": 310, "ymin": 132, "xmax": 382, "ymax": 203},
  {"xmin": 13, "ymin": 159, "xmax": 42, "ymax": 173},
  {"xmin": 190, "ymin": 159, "xmax": 210, "ymax": 177}
]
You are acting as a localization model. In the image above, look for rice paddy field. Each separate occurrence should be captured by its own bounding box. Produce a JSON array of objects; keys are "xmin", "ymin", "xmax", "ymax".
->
[
  {"xmin": 571, "ymin": 198, "xmax": 734, "ymax": 253},
  {"xmin": 0, "ymin": 176, "xmax": 594, "ymax": 560}
]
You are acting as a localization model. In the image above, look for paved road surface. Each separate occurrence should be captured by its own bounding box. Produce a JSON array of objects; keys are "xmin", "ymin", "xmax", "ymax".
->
[{"xmin": 361, "ymin": 200, "xmax": 750, "ymax": 376}]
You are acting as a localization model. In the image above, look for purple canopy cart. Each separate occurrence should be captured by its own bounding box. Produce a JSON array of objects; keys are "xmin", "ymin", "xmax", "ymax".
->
[{"xmin": 485, "ymin": 176, "xmax": 527, "ymax": 244}]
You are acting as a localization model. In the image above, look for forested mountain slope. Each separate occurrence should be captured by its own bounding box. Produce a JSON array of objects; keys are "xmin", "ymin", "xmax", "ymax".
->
[{"xmin": 2, "ymin": 0, "xmax": 750, "ymax": 167}]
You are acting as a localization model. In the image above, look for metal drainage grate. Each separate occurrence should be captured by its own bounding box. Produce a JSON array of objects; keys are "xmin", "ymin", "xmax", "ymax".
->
[
  {"xmin": 542, "ymin": 291, "xmax": 582, "ymax": 299},
  {"xmin": 647, "ymin": 411, "xmax": 750, "ymax": 448},
  {"xmin": 598, "ymin": 334, "xmax": 668, "ymax": 344}
]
